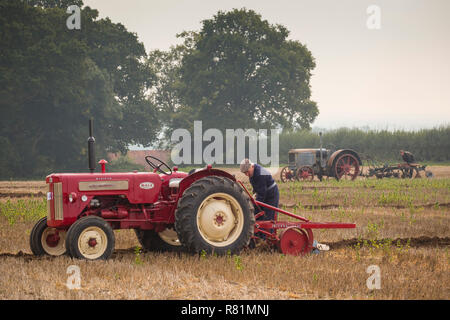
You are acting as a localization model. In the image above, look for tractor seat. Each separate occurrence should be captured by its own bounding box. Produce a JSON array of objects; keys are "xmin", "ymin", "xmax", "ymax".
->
[{"xmin": 169, "ymin": 178, "xmax": 183, "ymax": 188}]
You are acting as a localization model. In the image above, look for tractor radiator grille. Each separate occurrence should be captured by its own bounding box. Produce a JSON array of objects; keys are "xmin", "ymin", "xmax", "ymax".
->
[
  {"xmin": 46, "ymin": 184, "xmax": 51, "ymax": 220},
  {"xmin": 288, "ymin": 153, "xmax": 295, "ymax": 164},
  {"xmin": 53, "ymin": 182, "xmax": 63, "ymax": 220}
]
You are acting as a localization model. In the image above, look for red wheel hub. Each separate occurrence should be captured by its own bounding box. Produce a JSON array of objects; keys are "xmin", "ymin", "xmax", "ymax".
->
[
  {"xmin": 297, "ymin": 166, "xmax": 314, "ymax": 181},
  {"xmin": 88, "ymin": 238, "xmax": 97, "ymax": 247},
  {"xmin": 46, "ymin": 233, "xmax": 60, "ymax": 248},
  {"xmin": 215, "ymin": 215, "xmax": 224, "ymax": 226},
  {"xmin": 301, "ymin": 171, "xmax": 310, "ymax": 178}
]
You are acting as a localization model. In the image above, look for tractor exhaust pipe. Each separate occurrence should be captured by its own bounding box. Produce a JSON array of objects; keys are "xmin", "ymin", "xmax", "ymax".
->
[{"xmin": 88, "ymin": 119, "xmax": 96, "ymax": 173}]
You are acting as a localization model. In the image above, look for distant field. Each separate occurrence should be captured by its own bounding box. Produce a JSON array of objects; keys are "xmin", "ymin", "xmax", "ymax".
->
[{"xmin": 0, "ymin": 166, "xmax": 449, "ymax": 299}]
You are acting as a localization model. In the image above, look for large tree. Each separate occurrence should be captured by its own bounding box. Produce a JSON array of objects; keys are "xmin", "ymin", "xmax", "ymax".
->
[
  {"xmin": 147, "ymin": 31, "xmax": 197, "ymax": 144},
  {"xmin": 0, "ymin": 0, "xmax": 159, "ymax": 178},
  {"xmin": 174, "ymin": 9, "xmax": 318, "ymax": 132}
]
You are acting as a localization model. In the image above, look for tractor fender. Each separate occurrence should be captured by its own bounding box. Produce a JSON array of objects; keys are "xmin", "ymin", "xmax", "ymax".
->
[
  {"xmin": 327, "ymin": 149, "xmax": 362, "ymax": 177},
  {"xmin": 176, "ymin": 167, "xmax": 236, "ymax": 201},
  {"xmin": 168, "ymin": 167, "xmax": 237, "ymax": 219}
]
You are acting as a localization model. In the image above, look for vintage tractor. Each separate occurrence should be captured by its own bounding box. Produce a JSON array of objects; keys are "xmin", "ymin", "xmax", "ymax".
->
[
  {"xmin": 280, "ymin": 148, "xmax": 362, "ymax": 182},
  {"xmin": 280, "ymin": 133, "xmax": 362, "ymax": 182},
  {"xmin": 30, "ymin": 122, "xmax": 356, "ymax": 260}
]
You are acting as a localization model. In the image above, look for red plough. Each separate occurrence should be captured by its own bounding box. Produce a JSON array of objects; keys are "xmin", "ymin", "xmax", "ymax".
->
[{"xmin": 238, "ymin": 181, "xmax": 356, "ymax": 255}]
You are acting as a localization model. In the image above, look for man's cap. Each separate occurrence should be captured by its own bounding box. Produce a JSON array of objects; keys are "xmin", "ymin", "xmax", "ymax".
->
[{"xmin": 240, "ymin": 158, "xmax": 253, "ymax": 173}]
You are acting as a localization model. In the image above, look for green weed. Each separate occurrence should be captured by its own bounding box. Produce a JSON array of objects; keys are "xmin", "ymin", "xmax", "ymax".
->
[
  {"xmin": 0, "ymin": 198, "xmax": 47, "ymax": 225},
  {"xmin": 134, "ymin": 246, "xmax": 143, "ymax": 265}
]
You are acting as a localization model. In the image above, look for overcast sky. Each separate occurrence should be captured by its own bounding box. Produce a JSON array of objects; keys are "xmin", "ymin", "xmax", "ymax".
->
[{"xmin": 83, "ymin": 0, "xmax": 450, "ymax": 131}]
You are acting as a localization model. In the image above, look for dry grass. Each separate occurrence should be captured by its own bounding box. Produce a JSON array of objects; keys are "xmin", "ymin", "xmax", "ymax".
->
[
  {"xmin": 0, "ymin": 167, "xmax": 449, "ymax": 299},
  {"xmin": 0, "ymin": 242, "xmax": 447, "ymax": 299},
  {"xmin": 0, "ymin": 181, "xmax": 46, "ymax": 199}
]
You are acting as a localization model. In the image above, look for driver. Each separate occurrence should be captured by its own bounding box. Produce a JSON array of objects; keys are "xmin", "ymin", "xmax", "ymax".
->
[
  {"xmin": 400, "ymin": 150, "xmax": 415, "ymax": 164},
  {"xmin": 240, "ymin": 159, "xmax": 278, "ymax": 240}
]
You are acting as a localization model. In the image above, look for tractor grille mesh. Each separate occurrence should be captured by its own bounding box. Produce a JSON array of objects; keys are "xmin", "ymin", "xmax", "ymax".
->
[{"xmin": 53, "ymin": 182, "xmax": 63, "ymax": 220}]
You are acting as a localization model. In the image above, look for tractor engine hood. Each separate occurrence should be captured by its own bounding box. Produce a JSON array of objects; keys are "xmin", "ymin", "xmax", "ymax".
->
[{"xmin": 45, "ymin": 171, "xmax": 185, "ymax": 205}]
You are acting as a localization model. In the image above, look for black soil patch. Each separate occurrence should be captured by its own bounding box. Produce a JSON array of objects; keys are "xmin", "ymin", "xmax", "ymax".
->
[{"xmin": 326, "ymin": 236, "xmax": 450, "ymax": 250}]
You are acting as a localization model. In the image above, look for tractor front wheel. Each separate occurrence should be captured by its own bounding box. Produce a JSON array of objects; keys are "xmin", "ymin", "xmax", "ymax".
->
[
  {"xmin": 175, "ymin": 176, "xmax": 255, "ymax": 255},
  {"xmin": 30, "ymin": 217, "xmax": 66, "ymax": 256},
  {"xmin": 296, "ymin": 166, "xmax": 314, "ymax": 181},
  {"xmin": 65, "ymin": 216, "xmax": 115, "ymax": 260},
  {"xmin": 280, "ymin": 166, "xmax": 296, "ymax": 183}
]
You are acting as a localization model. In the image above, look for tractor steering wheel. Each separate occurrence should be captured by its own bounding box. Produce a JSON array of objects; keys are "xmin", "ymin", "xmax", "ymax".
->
[{"xmin": 145, "ymin": 156, "xmax": 172, "ymax": 175}]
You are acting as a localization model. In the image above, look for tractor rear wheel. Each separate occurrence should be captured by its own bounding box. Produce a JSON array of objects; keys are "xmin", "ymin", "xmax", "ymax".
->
[
  {"xmin": 175, "ymin": 176, "xmax": 254, "ymax": 255},
  {"xmin": 30, "ymin": 217, "xmax": 66, "ymax": 256},
  {"xmin": 65, "ymin": 216, "xmax": 115, "ymax": 260},
  {"xmin": 134, "ymin": 227, "xmax": 184, "ymax": 252},
  {"xmin": 333, "ymin": 153, "xmax": 360, "ymax": 181}
]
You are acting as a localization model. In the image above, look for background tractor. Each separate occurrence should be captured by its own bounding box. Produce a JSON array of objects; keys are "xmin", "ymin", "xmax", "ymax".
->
[
  {"xmin": 280, "ymin": 148, "xmax": 362, "ymax": 182},
  {"xmin": 280, "ymin": 133, "xmax": 362, "ymax": 182}
]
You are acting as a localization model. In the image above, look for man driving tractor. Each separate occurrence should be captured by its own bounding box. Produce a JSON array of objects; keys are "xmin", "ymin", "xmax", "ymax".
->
[
  {"xmin": 240, "ymin": 158, "xmax": 279, "ymax": 245},
  {"xmin": 400, "ymin": 150, "xmax": 415, "ymax": 164}
]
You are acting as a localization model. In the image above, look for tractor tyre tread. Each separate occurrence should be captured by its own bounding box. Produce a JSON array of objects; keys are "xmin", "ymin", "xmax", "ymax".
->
[
  {"xmin": 29, "ymin": 217, "xmax": 47, "ymax": 256},
  {"xmin": 174, "ymin": 176, "xmax": 254, "ymax": 255},
  {"xmin": 65, "ymin": 215, "xmax": 115, "ymax": 260}
]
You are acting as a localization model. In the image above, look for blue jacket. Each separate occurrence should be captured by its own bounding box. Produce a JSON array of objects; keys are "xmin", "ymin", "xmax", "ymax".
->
[{"xmin": 249, "ymin": 164, "xmax": 276, "ymax": 202}]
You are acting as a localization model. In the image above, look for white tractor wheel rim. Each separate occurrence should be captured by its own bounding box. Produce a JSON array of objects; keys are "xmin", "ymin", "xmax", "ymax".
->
[
  {"xmin": 158, "ymin": 227, "xmax": 182, "ymax": 246},
  {"xmin": 78, "ymin": 226, "xmax": 108, "ymax": 260},
  {"xmin": 197, "ymin": 192, "xmax": 244, "ymax": 247},
  {"xmin": 41, "ymin": 228, "xmax": 66, "ymax": 256}
]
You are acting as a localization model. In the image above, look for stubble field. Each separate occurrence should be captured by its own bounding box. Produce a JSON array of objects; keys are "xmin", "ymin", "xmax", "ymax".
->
[{"xmin": 0, "ymin": 166, "xmax": 449, "ymax": 300}]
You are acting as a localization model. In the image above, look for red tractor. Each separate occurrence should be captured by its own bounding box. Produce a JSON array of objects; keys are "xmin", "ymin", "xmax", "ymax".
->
[{"xmin": 30, "ymin": 122, "xmax": 355, "ymax": 260}]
